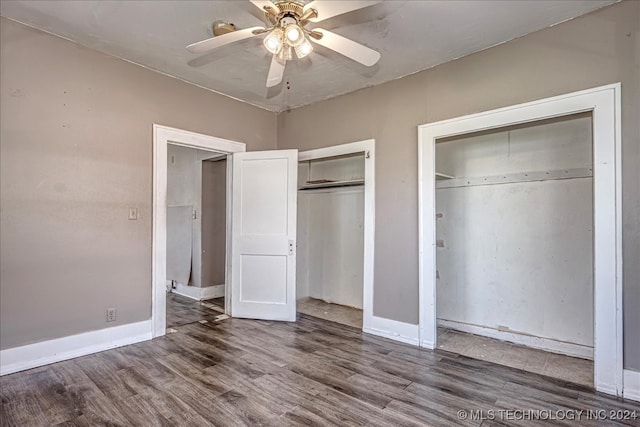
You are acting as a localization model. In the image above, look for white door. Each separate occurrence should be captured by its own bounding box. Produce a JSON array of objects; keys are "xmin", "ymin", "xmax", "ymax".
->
[{"xmin": 230, "ymin": 150, "xmax": 298, "ymax": 321}]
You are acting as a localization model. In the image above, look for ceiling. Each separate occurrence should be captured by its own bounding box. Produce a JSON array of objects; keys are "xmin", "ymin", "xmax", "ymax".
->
[{"xmin": 1, "ymin": 0, "xmax": 617, "ymax": 112}]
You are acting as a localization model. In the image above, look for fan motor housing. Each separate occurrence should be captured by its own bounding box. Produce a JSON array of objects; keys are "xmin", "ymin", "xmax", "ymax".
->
[{"xmin": 275, "ymin": 1, "xmax": 305, "ymax": 17}]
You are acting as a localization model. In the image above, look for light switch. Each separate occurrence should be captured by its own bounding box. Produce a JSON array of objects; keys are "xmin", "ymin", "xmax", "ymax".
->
[{"xmin": 128, "ymin": 208, "xmax": 138, "ymax": 220}]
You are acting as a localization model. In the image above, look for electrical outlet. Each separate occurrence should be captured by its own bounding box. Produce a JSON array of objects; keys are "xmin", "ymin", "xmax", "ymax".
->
[{"xmin": 106, "ymin": 308, "xmax": 117, "ymax": 322}]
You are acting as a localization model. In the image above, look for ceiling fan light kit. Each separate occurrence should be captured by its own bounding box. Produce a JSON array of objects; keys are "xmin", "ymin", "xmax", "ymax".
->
[
  {"xmin": 186, "ymin": 0, "xmax": 383, "ymax": 88},
  {"xmin": 262, "ymin": 2, "xmax": 316, "ymax": 60}
]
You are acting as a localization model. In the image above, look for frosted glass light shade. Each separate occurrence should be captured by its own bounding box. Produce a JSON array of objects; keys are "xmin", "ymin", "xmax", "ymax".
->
[
  {"xmin": 277, "ymin": 44, "xmax": 292, "ymax": 61},
  {"xmin": 284, "ymin": 24, "xmax": 304, "ymax": 47},
  {"xmin": 294, "ymin": 39, "xmax": 313, "ymax": 59},
  {"xmin": 263, "ymin": 28, "xmax": 284, "ymax": 54}
]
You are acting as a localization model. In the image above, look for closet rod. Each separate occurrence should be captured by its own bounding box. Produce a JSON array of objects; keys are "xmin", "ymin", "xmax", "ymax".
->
[{"xmin": 298, "ymin": 179, "xmax": 364, "ymax": 190}]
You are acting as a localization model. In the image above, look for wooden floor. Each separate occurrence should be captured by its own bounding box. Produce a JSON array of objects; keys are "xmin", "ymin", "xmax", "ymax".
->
[
  {"xmin": 1, "ymin": 298, "xmax": 638, "ymax": 426},
  {"xmin": 166, "ymin": 293, "xmax": 224, "ymax": 329},
  {"xmin": 294, "ymin": 299, "xmax": 593, "ymax": 387}
]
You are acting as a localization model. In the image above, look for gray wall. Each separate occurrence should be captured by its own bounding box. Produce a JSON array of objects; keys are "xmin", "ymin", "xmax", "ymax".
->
[
  {"xmin": 0, "ymin": 17, "xmax": 277, "ymax": 350},
  {"xmin": 277, "ymin": 1, "xmax": 640, "ymax": 370}
]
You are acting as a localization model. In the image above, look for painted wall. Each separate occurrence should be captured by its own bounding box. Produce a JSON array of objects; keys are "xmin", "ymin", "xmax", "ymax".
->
[
  {"xmin": 277, "ymin": 1, "xmax": 640, "ymax": 370},
  {"xmin": 0, "ymin": 18, "xmax": 277, "ymax": 350},
  {"xmin": 201, "ymin": 159, "xmax": 227, "ymax": 288},
  {"xmin": 435, "ymin": 115, "xmax": 593, "ymax": 350}
]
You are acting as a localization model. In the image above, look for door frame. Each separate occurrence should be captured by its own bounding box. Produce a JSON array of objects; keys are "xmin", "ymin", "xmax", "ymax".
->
[
  {"xmin": 152, "ymin": 124, "xmax": 245, "ymax": 338},
  {"xmin": 298, "ymin": 139, "xmax": 375, "ymax": 331},
  {"xmin": 418, "ymin": 84, "xmax": 623, "ymax": 396}
]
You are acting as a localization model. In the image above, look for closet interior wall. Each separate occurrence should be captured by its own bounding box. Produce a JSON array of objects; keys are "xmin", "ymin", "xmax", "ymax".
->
[
  {"xmin": 435, "ymin": 113, "xmax": 594, "ymax": 357},
  {"xmin": 297, "ymin": 154, "xmax": 365, "ymax": 309}
]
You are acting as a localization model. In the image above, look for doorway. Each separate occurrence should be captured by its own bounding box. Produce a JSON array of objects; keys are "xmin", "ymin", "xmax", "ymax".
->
[
  {"xmin": 165, "ymin": 144, "xmax": 228, "ymax": 329},
  {"xmin": 418, "ymin": 84, "xmax": 622, "ymax": 396},
  {"xmin": 153, "ymin": 125, "xmax": 299, "ymax": 334},
  {"xmin": 152, "ymin": 125, "xmax": 245, "ymax": 337}
]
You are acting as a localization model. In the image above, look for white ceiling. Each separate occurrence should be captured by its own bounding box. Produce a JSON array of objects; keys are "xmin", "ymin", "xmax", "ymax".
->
[{"xmin": 1, "ymin": 0, "xmax": 617, "ymax": 112}]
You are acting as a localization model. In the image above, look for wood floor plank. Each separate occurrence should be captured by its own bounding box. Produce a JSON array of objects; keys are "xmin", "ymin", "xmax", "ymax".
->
[
  {"xmin": 1, "ymin": 387, "xmax": 50, "ymax": 427},
  {"xmin": 2, "ymin": 296, "xmax": 638, "ymax": 426},
  {"xmin": 372, "ymin": 358, "xmax": 501, "ymax": 406},
  {"xmin": 278, "ymin": 404, "xmax": 344, "ymax": 427},
  {"xmin": 313, "ymin": 348, "xmax": 413, "ymax": 389},
  {"xmin": 203, "ymin": 363, "xmax": 294, "ymax": 415},
  {"xmin": 133, "ymin": 380, "xmax": 216, "ymax": 427},
  {"xmin": 73, "ymin": 354, "xmax": 137, "ymax": 399},
  {"xmin": 108, "ymin": 394, "xmax": 174, "ymax": 427},
  {"xmin": 215, "ymin": 388, "xmax": 282, "ymax": 426},
  {"xmin": 72, "ymin": 386, "xmax": 131, "ymax": 425},
  {"xmin": 52, "ymin": 414, "xmax": 93, "ymax": 426},
  {"xmin": 49, "ymin": 359, "xmax": 92, "ymax": 387},
  {"xmin": 398, "ymin": 383, "xmax": 494, "ymax": 422},
  {"xmin": 385, "ymin": 398, "xmax": 481, "ymax": 427},
  {"xmin": 28, "ymin": 369, "xmax": 80, "ymax": 425},
  {"xmin": 252, "ymin": 371, "xmax": 325, "ymax": 407},
  {"xmin": 303, "ymin": 388, "xmax": 425, "ymax": 426}
]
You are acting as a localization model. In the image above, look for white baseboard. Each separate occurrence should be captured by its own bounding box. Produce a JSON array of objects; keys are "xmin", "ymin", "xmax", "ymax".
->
[
  {"xmin": 420, "ymin": 339, "xmax": 436, "ymax": 349},
  {"xmin": 172, "ymin": 283, "xmax": 225, "ymax": 301},
  {"xmin": 363, "ymin": 316, "xmax": 419, "ymax": 346},
  {"xmin": 0, "ymin": 320, "xmax": 152, "ymax": 376},
  {"xmin": 201, "ymin": 284, "xmax": 225, "ymax": 299},
  {"xmin": 437, "ymin": 319, "xmax": 593, "ymax": 360},
  {"xmin": 624, "ymin": 369, "xmax": 640, "ymax": 402}
]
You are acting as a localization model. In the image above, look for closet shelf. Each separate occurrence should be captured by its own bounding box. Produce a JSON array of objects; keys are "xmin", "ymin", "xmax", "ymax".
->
[
  {"xmin": 299, "ymin": 178, "xmax": 364, "ymax": 190},
  {"xmin": 435, "ymin": 167, "xmax": 593, "ymax": 190},
  {"xmin": 436, "ymin": 172, "xmax": 455, "ymax": 180}
]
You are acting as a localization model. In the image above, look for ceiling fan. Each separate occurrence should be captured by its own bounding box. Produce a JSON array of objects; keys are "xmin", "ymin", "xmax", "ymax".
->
[{"xmin": 186, "ymin": 0, "xmax": 382, "ymax": 88}]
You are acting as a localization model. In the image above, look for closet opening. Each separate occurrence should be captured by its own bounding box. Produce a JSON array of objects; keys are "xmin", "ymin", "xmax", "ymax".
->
[
  {"xmin": 296, "ymin": 150, "xmax": 367, "ymax": 329},
  {"xmin": 434, "ymin": 113, "xmax": 594, "ymax": 387}
]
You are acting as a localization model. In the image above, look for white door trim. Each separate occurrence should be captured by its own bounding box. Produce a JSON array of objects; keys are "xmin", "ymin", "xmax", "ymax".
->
[
  {"xmin": 152, "ymin": 124, "xmax": 245, "ymax": 338},
  {"xmin": 298, "ymin": 140, "xmax": 375, "ymax": 332},
  {"xmin": 418, "ymin": 84, "xmax": 623, "ymax": 396}
]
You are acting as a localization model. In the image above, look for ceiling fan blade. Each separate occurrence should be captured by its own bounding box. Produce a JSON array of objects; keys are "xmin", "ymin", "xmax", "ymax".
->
[
  {"xmin": 305, "ymin": 1, "xmax": 383, "ymax": 22},
  {"xmin": 310, "ymin": 28, "xmax": 380, "ymax": 66},
  {"xmin": 186, "ymin": 26, "xmax": 264, "ymax": 54},
  {"xmin": 266, "ymin": 56, "xmax": 285, "ymax": 87}
]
